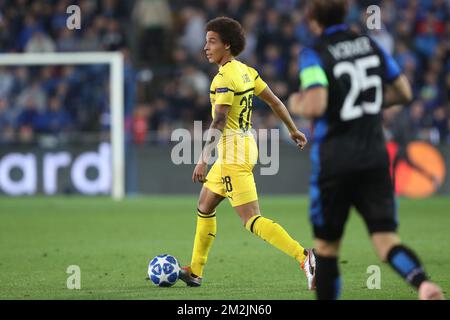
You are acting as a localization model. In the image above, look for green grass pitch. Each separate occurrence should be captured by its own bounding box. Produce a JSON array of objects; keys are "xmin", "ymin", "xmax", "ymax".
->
[{"xmin": 0, "ymin": 195, "xmax": 448, "ymax": 300}]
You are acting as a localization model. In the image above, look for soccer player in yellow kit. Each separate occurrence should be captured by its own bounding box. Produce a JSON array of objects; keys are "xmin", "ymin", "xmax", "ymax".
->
[{"xmin": 179, "ymin": 17, "xmax": 316, "ymax": 290}]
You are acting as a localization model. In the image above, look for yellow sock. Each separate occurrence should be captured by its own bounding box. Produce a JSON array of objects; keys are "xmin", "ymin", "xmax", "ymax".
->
[
  {"xmin": 190, "ymin": 210, "xmax": 217, "ymax": 277},
  {"xmin": 245, "ymin": 215, "xmax": 307, "ymax": 264}
]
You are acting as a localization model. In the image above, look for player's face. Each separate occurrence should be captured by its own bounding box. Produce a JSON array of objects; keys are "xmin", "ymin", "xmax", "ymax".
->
[{"xmin": 204, "ymin": 31, "xmax": 229, "ymax": 64}]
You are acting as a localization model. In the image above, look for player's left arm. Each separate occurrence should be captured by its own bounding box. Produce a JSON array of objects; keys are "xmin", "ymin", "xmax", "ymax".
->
[
  {"xmin": 368, "ymin": 37, "xmax": 412, "ymax": 108},
  {"xmin": 383, "ymin": 74, "xmax": 413, "ymax": 108},
  {"xmin": 192, "ymin": 104, "xmax": 229, "ymax": 183},
  {"xmin": 258, "ymin": 86, "xmax": 307, "ymax": 149}
]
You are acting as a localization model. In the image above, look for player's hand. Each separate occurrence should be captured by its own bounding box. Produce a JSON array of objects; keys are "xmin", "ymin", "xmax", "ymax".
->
[
  {"xmin": 290, "ymin": 130, "xmax": 307, "ymax": 150},
  {"xmin": 192, "ymin": 162, "xmax": 208, "ymax": 183}
]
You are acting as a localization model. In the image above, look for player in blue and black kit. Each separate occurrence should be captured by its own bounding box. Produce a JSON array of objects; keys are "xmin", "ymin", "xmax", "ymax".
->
[{"xmin": 289, "ymin": 0, "xmax": 444, "ymax": 300}]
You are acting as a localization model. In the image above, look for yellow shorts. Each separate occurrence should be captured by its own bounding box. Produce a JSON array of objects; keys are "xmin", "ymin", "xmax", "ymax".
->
[{"xmin": 204, "ymin": 133, "xmax": 258, "ymax": 207}]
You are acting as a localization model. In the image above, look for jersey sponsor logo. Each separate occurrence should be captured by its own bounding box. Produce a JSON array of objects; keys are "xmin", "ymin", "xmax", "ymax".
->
[{"xmin": 242, "ymin": 73, "xmax": 251, "ymax": 83}]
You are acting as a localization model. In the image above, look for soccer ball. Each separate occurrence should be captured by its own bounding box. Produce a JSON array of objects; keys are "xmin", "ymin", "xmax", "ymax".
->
[{"xmin": 148, "ymin": 254, "xmax": 181, "ymax": 287}]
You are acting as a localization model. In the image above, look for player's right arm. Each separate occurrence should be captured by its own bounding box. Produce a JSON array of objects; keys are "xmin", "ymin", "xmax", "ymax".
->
[
  {"xmin": 192, "ymin": 104, "xmax": 229, "ymax": 183},
  {"xmin": 193, "ymin": 71, "xmax": 234, "ymax": 183},
  {"xmin": 288, "ymin": 47, "xmax": 328, "ymax": 120},
  {"xmin": 288, "ymin": 87, "xmax": 328, "ymax": 119}
]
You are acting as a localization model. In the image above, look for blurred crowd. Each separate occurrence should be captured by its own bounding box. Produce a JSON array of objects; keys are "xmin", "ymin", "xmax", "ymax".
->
[
  {"xmin": 0, "ymin": 0, "xmax": 450, "ymax": 147},
  {"xmin": 0, "ymin": 0, "xmax": 135, "ymax": 145}
]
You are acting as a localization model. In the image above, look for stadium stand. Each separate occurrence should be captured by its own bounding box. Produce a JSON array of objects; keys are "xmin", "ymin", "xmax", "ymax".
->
[{"xmin": 0, "ymin": 0, "xmax": 449, "ymax": 146}]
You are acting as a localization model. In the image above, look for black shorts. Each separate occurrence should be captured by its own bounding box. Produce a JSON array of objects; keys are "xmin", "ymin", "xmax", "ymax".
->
[{"xmin": 309, "ymin": 166, "xmax": 398, "ymax": 241}]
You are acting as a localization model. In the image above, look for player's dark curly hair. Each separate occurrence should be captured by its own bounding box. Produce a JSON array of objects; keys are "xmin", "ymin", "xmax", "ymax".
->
[
  {"xmin": 307, "ymin": 0, "xmax": 348, "ymax": 28},
  {"xmin": 206, "ymin": 17, "xmax": 245, "ymax": 57}
]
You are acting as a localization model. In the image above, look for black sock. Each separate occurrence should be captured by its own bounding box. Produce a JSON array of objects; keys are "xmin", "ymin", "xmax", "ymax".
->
[
  {"xmin": 387, "ymin": 244, "xmax": 428, "ymax": 289},
  {"xmin": 316, "ymin": 255, "xmax": 341, "ymax": 300}
]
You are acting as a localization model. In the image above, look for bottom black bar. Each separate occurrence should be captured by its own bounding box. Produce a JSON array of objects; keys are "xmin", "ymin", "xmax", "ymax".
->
[{"xmin": 0, "ymin": 300, "xmax": 448, "ymax": 318}]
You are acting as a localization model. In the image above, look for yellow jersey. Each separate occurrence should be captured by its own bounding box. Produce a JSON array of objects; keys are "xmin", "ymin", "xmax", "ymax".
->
[{"xmin": 209, "ymin": 60, "xmax": 267, "ymax": 136}]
